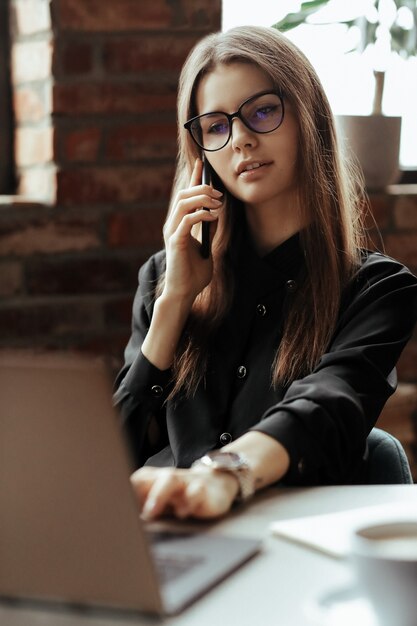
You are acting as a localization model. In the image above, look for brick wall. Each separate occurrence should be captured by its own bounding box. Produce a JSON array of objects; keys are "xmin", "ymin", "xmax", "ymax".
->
[
  {"xmin": 0, "ymin": 0, "xmax": 221, "ymax": 359},
  {"xmin": 366, "ymin": 186, "xmax": 417, "ymax": 385},
  {"xmin": 366, "ymin": 186, "xmax": 417, "ymax": 478}
]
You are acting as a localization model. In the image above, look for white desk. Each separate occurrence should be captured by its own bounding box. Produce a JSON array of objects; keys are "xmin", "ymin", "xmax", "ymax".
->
[{"xmin": 1, "ymin": 485, "xmax": 415, "ymax": 626}]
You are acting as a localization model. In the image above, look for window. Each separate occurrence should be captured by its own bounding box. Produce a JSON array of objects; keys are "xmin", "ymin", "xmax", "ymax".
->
[
  {"xmin": 0, "ymin": 0, "xmax": 15, "ymax": 194},
  {"xmin": 222, "ymin": 0, "xmax": 417, "ymax": 172}
]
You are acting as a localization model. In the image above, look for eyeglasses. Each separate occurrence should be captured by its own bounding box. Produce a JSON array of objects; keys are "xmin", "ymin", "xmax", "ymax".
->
[{"xmin": 184, "ymin": 91, "xmax": 285, "ymax": 152}]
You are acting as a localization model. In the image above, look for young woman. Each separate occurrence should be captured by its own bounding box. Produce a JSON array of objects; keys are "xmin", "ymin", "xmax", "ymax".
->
[{"xmin": 114, "ymin": 26, "xmax": 417, "ymax": 520}]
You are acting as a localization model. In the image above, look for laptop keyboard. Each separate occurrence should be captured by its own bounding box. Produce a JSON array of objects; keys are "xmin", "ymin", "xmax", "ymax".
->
[
  {"xmin": 148, "ymin": 530, "xmax": 206, "ymax": 584},
  {"xmin": 154, "ymin": 554, "xmax": 205, "ymax": 584}
]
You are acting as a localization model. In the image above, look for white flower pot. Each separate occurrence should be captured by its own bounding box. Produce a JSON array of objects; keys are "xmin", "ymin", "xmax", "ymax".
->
[{"xmin": 336, "ymin": 115, "xmax": 402, "ymax": 190}]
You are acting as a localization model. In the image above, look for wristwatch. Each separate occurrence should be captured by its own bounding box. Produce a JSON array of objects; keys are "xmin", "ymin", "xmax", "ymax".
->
[{"xmin": 192, "ymin": 451, "xmax": 255, "ymax": 502}]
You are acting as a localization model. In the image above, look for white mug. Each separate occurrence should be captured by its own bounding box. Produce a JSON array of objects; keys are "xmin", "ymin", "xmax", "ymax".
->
[{"xmin": 351, "ymin": 521, "xmax": 417, "ymax": 626}]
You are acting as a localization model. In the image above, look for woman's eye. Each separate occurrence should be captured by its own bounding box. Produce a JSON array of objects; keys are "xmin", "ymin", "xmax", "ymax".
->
[
  {"xmin": 255, "ymin": 105, "xmax": 278, "ymax": 119},
  {"xmin": 207, "ymin": 122, "xmax": 228, "ymax": 135}
]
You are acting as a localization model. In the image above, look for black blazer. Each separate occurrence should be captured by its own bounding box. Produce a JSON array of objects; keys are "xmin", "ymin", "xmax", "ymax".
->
[{"xmin": 114, "ymin": 232, "xmax": 417, "ymax": 486}]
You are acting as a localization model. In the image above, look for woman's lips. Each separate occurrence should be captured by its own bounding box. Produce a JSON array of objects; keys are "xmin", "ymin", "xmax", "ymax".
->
[{"xmin": 238, "ymin": 162, "xmax": 272, "ymax": 178}]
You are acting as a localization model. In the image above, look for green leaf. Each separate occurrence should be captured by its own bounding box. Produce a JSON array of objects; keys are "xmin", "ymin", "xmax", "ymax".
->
[
  {"xmin": 365, "ymin": 20, "xmax": 378, "ymax": 48},
  {"xmin": 391, "ymin": 26, "xmax": 417, "ymax": 56},
  {"xmin": 272, "ymin": 0, "xmax": 330, "ymax": 32},
  {"xmin": 393, "ymin": 0, "xmax": 417, "ymax": 10},
  {"xmin": 272, "ymin": 0, "xmax": 417, "ymax": 59}
]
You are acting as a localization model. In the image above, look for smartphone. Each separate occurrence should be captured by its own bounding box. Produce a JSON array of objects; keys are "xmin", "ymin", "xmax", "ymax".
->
[{"xmin": 201, "ymin": 154, "xmax": 211, "ymax": 259}]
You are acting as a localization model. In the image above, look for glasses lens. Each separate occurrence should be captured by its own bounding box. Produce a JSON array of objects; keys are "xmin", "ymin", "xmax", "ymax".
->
[
  {"xmin": 190, "ymin": 113, "xmax": 230, "ymax": 151},
  {"xmin": 241, "ymin": 93, "xmax": 283, "ymax": 134}
]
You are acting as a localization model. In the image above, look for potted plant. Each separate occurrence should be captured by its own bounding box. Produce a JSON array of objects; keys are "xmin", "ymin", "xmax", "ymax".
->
[{"xmin": 274, "ymin": 0, "xmax": 417, "ymax": 189}]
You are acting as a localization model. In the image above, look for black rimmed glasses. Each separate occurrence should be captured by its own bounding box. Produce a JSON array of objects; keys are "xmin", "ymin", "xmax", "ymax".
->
[{"xmin": 184, "ymin": 90, "xmax": 285, "ymax": 152}]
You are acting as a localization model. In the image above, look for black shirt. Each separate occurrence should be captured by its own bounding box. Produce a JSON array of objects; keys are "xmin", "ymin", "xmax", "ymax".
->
[{"xmin": 114, "ymin": 232, "xmax": 417, "ymax": 485}]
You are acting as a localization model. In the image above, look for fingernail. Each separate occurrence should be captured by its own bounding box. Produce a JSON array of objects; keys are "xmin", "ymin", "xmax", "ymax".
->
[
  {"xmin": 142, "ymin": 497, "xmax": 157, "ymax": 519},
  {"xmin": 212, "ymin": 189, "xmax": 223, "ymax": 197},
  {"xmin": 212, "ymin": 199, "xmax": 222, "ymax": 206}
]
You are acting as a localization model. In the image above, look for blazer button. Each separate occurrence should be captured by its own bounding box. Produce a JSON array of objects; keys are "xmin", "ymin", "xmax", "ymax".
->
[
  {"xmin": 219, "ymin": 432, "xmax": 232, "ymax": 445},
  {"xmin": 237, "ymin": 365, "xmax": 247, "ymax": 379},
  {"xmin": 256, "ymin": 303, "xmax": 266, "ymax": 316},
  {"xmin": 150, "ymin": 384, "xmax": 163, "ymax": 397},
  {"xmin": 285, "ymin": 279, "xmax": 297, "ymax": 293}
]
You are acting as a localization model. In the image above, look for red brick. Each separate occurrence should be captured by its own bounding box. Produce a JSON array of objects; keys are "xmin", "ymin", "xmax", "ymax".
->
[
  {"xmin": 384, "ymin": 233, "xmax": 417, "ymax": 270},
  {"xmin": 0, "ymin": 299, "xmax": 103, "ymax": 340},
  {"xmin": 367, "ymin": 193, "xmax": 393, "ymax": 231},
  {"xmin": 11, "ymin": 40, "xmax": 52, "ymax": 83},
  {"xmin": 0, "ymin": 215, "xmax": 101, "ymax": 257},
  {"xmin": 104, "ymin": 122, "xmax": 176, "ymax": 161},
  {"xmin": 397, "ymin": 339, "xmax": 417, "ymax": 383},
  {"xmin": 11, "ymin": 0, "xmax": 51, "ymax": 36},
  {"xmin": 103, "ymin": 36, "xmax": 198, "ymax": 73},
  {"xmin": 26, "ymin": 254, "xmax": 141, "ymax": 295},
  {"xmin": 13, "ymin": 85, "xmax": 51, "ymax": 123},
  {"xmin": 394, "ymin": 195, "xmax": 417, "ymax": 229},
  {"xmin": 61, "ymin": 126, "xmax": 101, "ymax": 162},
  {"xmin": 58, "ymin": 0, "xmax": 172, "ymax": 31},
  {"xmin": 378, "ymin": 382, "xmax": 417, "ymax": 442},
  {"xmin": 107, "ymin": 207, "xmax": 166, "ymax": 248},
  {"xmin": 0, "ymin": 333, "xmax": 126, "ymax": 361},
  {"xmin": 104, "ymin": 296, "xmax": 136, "ymax": 327},
  {"xmin": 71, "ymin": 332, "xmax": 130, "ymax": 360},
  {"xmin": 57, "ymin": 0, "xmax": 220, "ymax": 32},
  {"xmin": 53, "ymin": 82, "xmax": 177, "ymax": 115},
  {"xmin": 56, "ymin": 164, "xmax": 174, "ymax": 205},
  {"xmin": 0, "ymin": 262, "xmax": 23, "ymax": 296},
  {"xmin": 60, "ymin": 41, "xmax": 93, "ymax": 75},
  {"xmin": 364, "ymin": 229, "xmax": 384, "ymax": 253},
  {"xmin": 15, "ymin": 127, "xmax": 54, "ymax": 167}
]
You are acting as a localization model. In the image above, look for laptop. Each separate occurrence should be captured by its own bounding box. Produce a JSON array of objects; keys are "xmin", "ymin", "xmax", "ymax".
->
[{"xmin": 0, "ymin": 351, "xmax": 260, "ymax": 616}]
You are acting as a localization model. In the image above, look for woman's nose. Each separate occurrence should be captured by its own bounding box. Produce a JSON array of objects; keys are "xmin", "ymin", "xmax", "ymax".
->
[{"xmin": 230, "ymin": 117, "xmax": 257, "ymax": 151}]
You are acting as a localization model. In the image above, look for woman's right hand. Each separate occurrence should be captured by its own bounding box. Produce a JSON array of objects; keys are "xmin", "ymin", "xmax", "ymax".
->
[{"xmin": 162, "ymin": 158, "xmax": 223, "ymax": 306}]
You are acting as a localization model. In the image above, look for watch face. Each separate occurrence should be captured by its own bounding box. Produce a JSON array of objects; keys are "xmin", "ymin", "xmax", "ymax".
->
[
  {"xmin": 196, "ymin": 451, "xmax": 255, "ymax": 502},
  {"xmin": 204, "ymin": 451, "xmax": 244, "ymax": 469}
]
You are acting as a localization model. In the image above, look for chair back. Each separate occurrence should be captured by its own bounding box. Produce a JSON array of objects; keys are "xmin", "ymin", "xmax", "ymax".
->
[{"xmin": 364, "ymin": 428, "xmax": 413, "ymax": 484}]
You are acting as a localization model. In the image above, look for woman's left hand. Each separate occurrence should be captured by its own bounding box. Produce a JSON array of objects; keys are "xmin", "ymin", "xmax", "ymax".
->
[{"xmin": 130, "ymin": 466, "xmax": 239, "ymax": 520}]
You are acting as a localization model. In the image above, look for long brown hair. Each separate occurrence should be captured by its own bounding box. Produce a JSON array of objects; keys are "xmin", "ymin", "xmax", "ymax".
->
[{"xmin": 163, "ymin": 26, "xmax": 366, "ymax": 397}]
